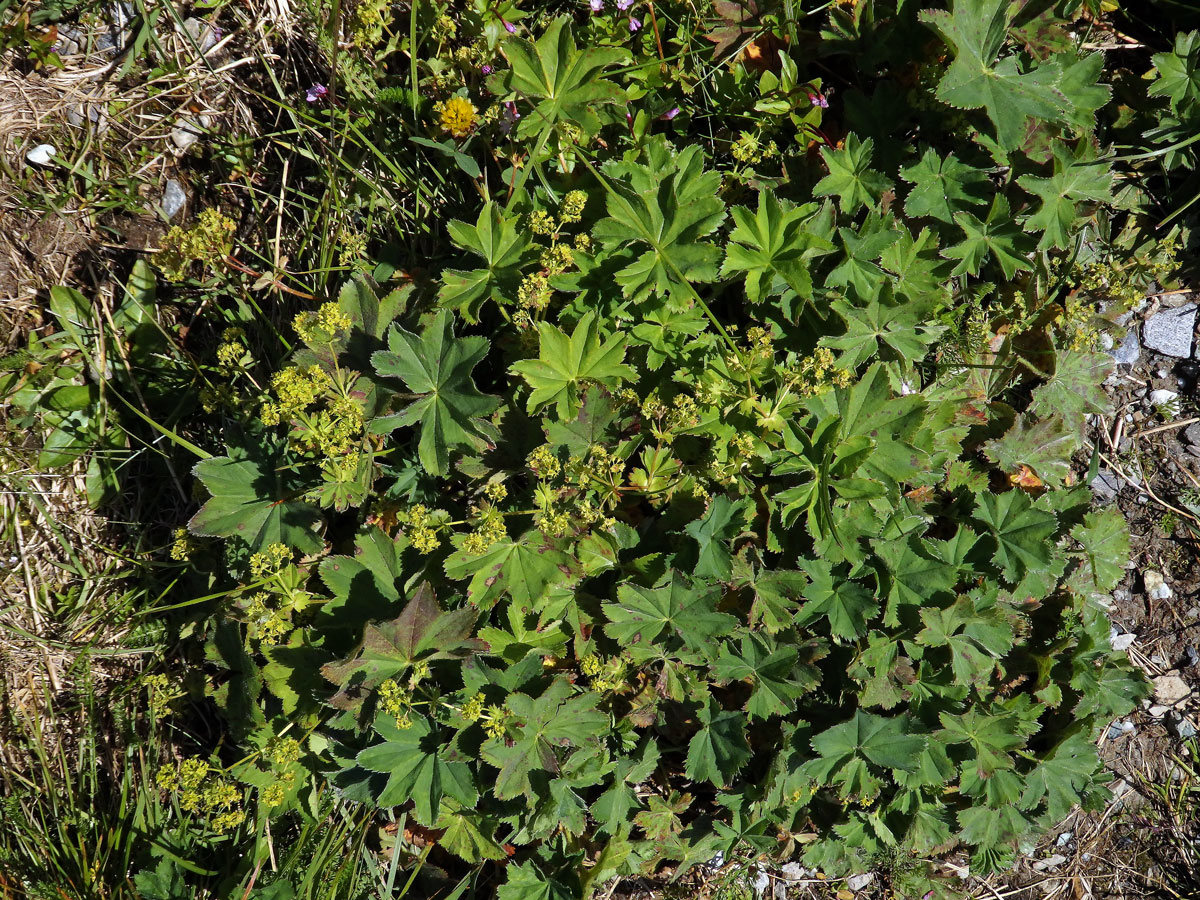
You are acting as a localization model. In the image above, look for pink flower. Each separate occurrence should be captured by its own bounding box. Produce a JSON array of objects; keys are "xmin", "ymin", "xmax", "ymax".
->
[
  {"xmin": 661, "ymin": 107, "xmax": 680, "ymax": 120},
  {"xmin": 808, "ymin": 91, "xmax": 828, "ymax": 109},
  {"xmin": 501, "ymin": 17, "xmax": 516, "ymax": 33},
  {"xmin": 306, "ymin": 83, "xmax": 328, "ymax": 103},
  {"xmin": 589, "ymin": 0, "xmax": 604, "ymax": 10},
  {"xmin": 616, "ymin": 0, "xmax": 633, "ymax": 9},
  {"xmin": 628, "ymin": 15, "xmax": 641, "ymax": 31}
]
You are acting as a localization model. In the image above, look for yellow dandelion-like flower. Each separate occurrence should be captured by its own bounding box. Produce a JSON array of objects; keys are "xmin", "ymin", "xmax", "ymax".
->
[{"xmin": 438, "ymin": 97, "xmax": 477, "ymax": 138}]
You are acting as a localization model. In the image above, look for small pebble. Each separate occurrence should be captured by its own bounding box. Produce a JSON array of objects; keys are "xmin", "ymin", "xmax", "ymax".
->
[
  {"xmin": 1033, "ymin": 854, "xmax": 1068, "ymax": 872},
  {"xmin": 1056, "ymin": 831, "xmax": 1073, "ymax": 847},
  {"xmin": 1170, "ymin": 712, "xmax": 1198, "ymax": 740},
  {"xmin": 26, "ymin": 143, "xmax": 56, "ymax": 166},
  {"xmin": 1158, "ymin": 368, "xmax": 1170, "ymax": 378},
  {"xmin": 1111, "ymin": 331, "xmax": 1141, "ymax": 366},
  {"xmin": 1149, "ymin": 388, "xmax": 1179, "ymax": 406},
  {"xmin": 846, "ymin": 874, "xmax": 874, "ymax": 891},
  {"xmin": 1153, "ymin": 673, "xmax": 1191, "ymax": 706},
  {"xmin": 1148, "ymin": 705, "xmax": 1169, "ymax": 718},
  {"xmin": 1144, "ymin": 570, "xmax": 1165, "ymax": 593},
  {"xmin": 1090, "ymin": 470, "xmax": 1119, "ymax": 502},
  {"xmin": 1183, "ymin": 422, "xmax": 1200, "ymax": 446},
  {"xmin": 1186, "ymin": 646, "xmax": 1199, "ymax": 668},
  {"xmin": 1112, "ymin": 632, "xmax": 1136, "ymax": 651},
  {"xmin": 161, "ymin": 179, "xmax": 187, "ymax": 220},
  {"xmin": 1106, "ymin": 720, "xmax": 1135, "ymax": 739}
]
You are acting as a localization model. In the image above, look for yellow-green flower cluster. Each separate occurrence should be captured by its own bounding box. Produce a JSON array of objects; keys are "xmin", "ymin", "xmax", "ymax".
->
[
  {"xmin": 250, "ymin": 542, "xmax": 292, "ymax": 579},
  {"xmin": 216, "ymin": 327, "xmax": 249, "ymax": 368},
  {"xmin": 169, "ymin": 527, "xmax": 192, "ymax": 561},
  {"xmin": 246, "ymin": 592, "xmax": 290, "ymax": 646},
  {"xmin": 731, "ymin": 131, "xmax": 778, "ymax": 165},
  {"xmin": 788, "ymin": 346, "xmax": 852, "ymax": 396},
  {"xmin": 158, "ymin": 758, "xmax": 246, "ymax": 833},
  {"xmin": 294, "ymin": 301, "xmax": 352, "ymax": 345},
  {"xmin": 527, "ymin": 444, "xmax": 562, "ymax": 479},
  {"xmin": 156, "ymin": 208, "xmax": 236, "ymax": 282},
  {"xmin": 535, "ymin": 505, "xmax": 573, "ymax": 538},
  {"xmin": 401, "ymin": 504, "xmax": 442, "ymax": 553},
  {"xmin": 540, "ymin": 243, "xmax": 574, "ymax": 276},
  {"xmin": 461, "ymin": 504, "xmax": 508, "ymax": 554},
  {"xmin": 481, "ymin": 703, "xmax": 511, "ymax": 739},
  {"xmin": 580, "ymin": 654, "xmax": 629, "ymax": 693},
  {"xmin": 267, "ymin": 736, "xmax": 301, "ymax": 768},
  {"xmin": 518, "ymin": 272, "xmax": 552, "ymax": 311},
  {"xmin": 484, "ymin": 481, "xmax": 508, "ymax": 502},
  {"xmin": 559, "ymin": 191, "xmax": 587, "ymax": 224},
  {"xmin": 529, "ymin": 210, "xmax": 555, "ymax": 235},
  {"xmin": 379, "ymin": 678, "xmax": 412, "ymax": 726},
  {"xmin": 339, "ymin": 228, "xmax": 370, "ymax": 267},
  {"xmin": 261, "ymin": 365, "xmax": 327, "ymax": 425},
  {"xmin": 461, "ymin": 691, "xmax": 486, "ymax": 722}
]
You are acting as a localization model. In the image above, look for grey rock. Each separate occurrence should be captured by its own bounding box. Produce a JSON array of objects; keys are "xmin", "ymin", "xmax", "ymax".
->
[
  {"xmin": 1184, "ymin": 422, "xmax": 1200, "ymax": 445},
  {"xmin": 1154, "ymin": 673, "xmax": 1191, "ymax": 706},
  {"xmin": 182, "ymin": 17, "xmax": 220, "ymax": 54},
  {"xmin": 171, "ymin": 120, "xmax": 204, "ymax": 151},
  {"xmin": 1113, "ymin": 588, "xmax": 1132, "ymax": 605},
  {"xmin": 1189, "ymin": 446, "xmax": 1200, "ymax": 459},
  {"xmin": 1159, "ymin": 368, "xmax": 1171, "ymax": 378},
  {"xmin": 1170, "ymin": 712, "xmax": 1198, "ymax": 740},
  {"xmin": 1187, "ymin": 646, "xmax": 1199, "ymax": 668},
  {"xmin": 1033, "ymin": 855, "xmax": 1068, "ymax": 872},
  {"xmin": 846, "ymin": 874, "xmax": 874, "ymax": 891},
  {"xmin": 1111, "ymin": 330, "xmax": 1141, "ymax": 366},
  {"xmin": 161, "ymin": 179, "xmax": 187, "ymax": 220},
  {"xmin": 1056, "ymin": 831, "xmax": 1073, "ymax": 847},
  {"xmin": 1143, "ymin": 303, "xmax": 1197, "ymax": 358},
  {"xmin": 1090, "ymin": 469, "xmax": 1119, "ymax": 502},
  {"xmin": 780, "ymin": 864, "xmax": 807, "ymax": 882},
  {"xmin": 1148, "ymin": 704, "xmax": 1170, "ymax": 718},
  {"xmin": 1106, "ymin": 720, "xmax": 1135, "ymax": 739}
]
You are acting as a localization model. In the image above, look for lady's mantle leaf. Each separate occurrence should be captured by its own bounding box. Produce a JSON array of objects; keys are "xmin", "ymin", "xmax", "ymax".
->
[
  {"xmin": 444, "ymin": 529, "xmax": 578, "ymax": 612},
  {"xmin": 320, "ymin": 585, "xmax": 483, "ymax": 707},
  {"xmin": 189, "ymin": 448, "xmax": 322, "ymax": 553},
  {"xmin": 357, "ymin": 714, "xmax": 477, "ymax": 824},
  {"xmin": 372, "ymin": 310, "xmax": 500, "ymax": 476},
  {"xmin": 480, "ymin": 677, "xmax": 607, "ymax": 800},
  {"xmin": 603, "ymin": 572, "xmax": 737, "ymax": 653},
  {"xmin": 593, "ymin": 138, "xmax": 726, "ymax": 303},
  {"xmin": 438, "ymin": 202, "xmax": 532, "ymax": 322},
  {"xmin": 510, "ymin": 311, "xmax": 634, "ymax": 419},
  {"xmin": 814, "ymin": 135, "xmax": 893, "ymax": 213},
  {"xmin": 720, "ymin": 194, "xmax": 831, "ymax": 305},
  {"xmin": 685, "ymin": 699, "xmax": 751, "ymax": 786},
  {"xmin": 491, "ymin": 17, "xmax": 627, "ymax": 140}
]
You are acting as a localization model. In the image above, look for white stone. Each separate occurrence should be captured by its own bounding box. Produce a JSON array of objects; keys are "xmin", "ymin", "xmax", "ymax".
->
[
  {"xmin": 1149, "ymin": 705, "xmax": 1170, "ymax": 718},
  {"xmin": 1152, "ymin": 583, "xmax": 1174, "ymax": 601},
  {"xmin": 1033, "ymin": 854, "xmax": 1068, "ymax": 871},
  {"xmin": 780, "ymin": 864, "xmax": 807, "ymax": 882},
  {"xmin": 1144, "ymin": 570, "xmax": 1165, "ymax": 593},
  {"xmin": 1112, "ymin": 632, "xmax": 1136, "ymax": 652},
  {"xmin": 1153, "ymin": 673, "xmax": 1191, "ymax": 707},
  {"xmin": 26, "ymin": 143, "xmax": 56, "ymax": 165},
  {"xmin": 1149, "ymin": 389, "xmax": 1180, "ymax": 407},
  {"xmin": 846, "ymin": 874, "xmax": 875, "ymax": 891}
]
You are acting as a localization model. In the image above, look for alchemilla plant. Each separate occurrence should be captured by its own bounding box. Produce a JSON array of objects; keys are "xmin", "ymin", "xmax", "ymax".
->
[{"xmin": 165, "ymin": 0, "xmax": 1179, "ymax": 895}]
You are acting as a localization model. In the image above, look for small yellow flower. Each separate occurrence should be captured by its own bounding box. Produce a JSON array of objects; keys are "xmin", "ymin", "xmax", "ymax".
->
[{"xmin": 438, "ymin": 96, "xmax": 477, "ymax": 138}]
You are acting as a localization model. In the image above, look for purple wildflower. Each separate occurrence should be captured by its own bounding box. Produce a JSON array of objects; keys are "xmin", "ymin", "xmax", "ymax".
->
[
  {"xmin": 628, "ymin": 15, "xmax": 641, "ymax": 31},
  {"xmin": 481, "ymin": 64, "xmax": 493, "ymax": 75},
  {"xmin": 589, "ymin": 0, "xmax": 604, "ymax": 10},
  {"xmin": 501, "ymin": 17, "xmax": 516, "ymax": 33},
  {"xmin": 616, "ymin": 0, "xmax": 633, "ymax": 9},
  {"xmin": 505, "ymin": 101, "xmax": 520, "ymax": 119},
  {"xmin": 807, "ymin": 91, "xmax": 828, "ymax": 109},
  {"xmin": 661, "ymin": 107, "xmax": 680, "ymax": 120},
  {"xmin": 306, "ymin": 83, "xmax": 328, "ymax": 103}
]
